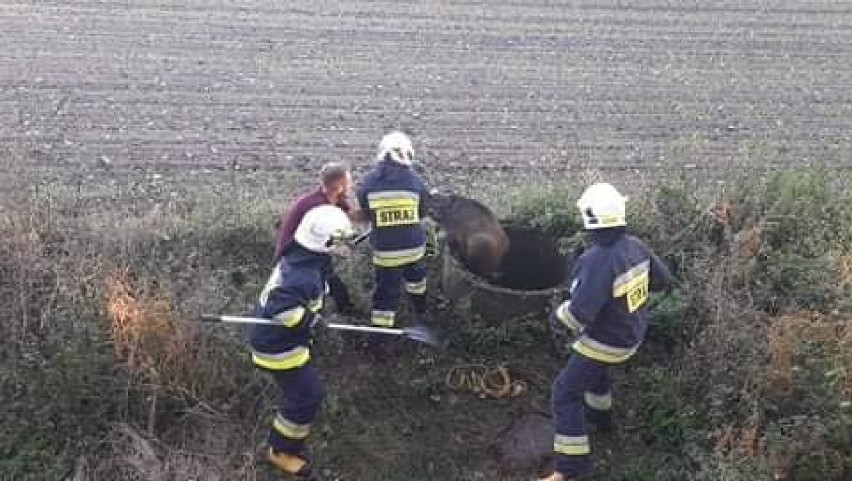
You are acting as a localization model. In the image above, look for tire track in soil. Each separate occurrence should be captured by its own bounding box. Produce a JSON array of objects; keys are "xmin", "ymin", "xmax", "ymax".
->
[{"xmin": 1, "ymin": 0, "xmax": 851, "ymax": 178}]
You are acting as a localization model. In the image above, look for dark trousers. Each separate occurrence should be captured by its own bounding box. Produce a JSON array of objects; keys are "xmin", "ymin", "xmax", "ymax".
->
[
  {"xmin": 370, "ymin": 261, "xmax": 428, "ymax": 327},
  {"xmin": 266, "ymin": 363, "xmax": 325, "ymax": 455},
  {"xmin": 552, "ymin": 353, "xmax": 613, "ymax": 476}
]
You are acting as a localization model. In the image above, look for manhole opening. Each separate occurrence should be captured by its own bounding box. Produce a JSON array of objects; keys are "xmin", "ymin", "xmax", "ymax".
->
[{"xmin": 452, "ymin": 225, "xmax": 568, "ymax": 291}]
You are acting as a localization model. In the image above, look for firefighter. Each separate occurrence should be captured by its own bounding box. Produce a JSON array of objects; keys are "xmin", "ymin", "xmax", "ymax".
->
[
  {"xmin": 273, "ymin": 162, "xmax": 362, "ymax": 315},
  {"xmin": 249, "ymin": 205, "xmax": 355, "ymax": 479},
  {"xmin": 356, "ymin": 131, "xmax": 431, "ymax": 333},
  {"xmin": 540, "ymin": 183, "xmax": 673, "ymax": 481}
]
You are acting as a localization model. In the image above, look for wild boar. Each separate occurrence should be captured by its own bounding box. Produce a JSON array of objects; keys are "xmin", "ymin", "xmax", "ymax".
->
[{"xmin": 424, "ymin": 190, "xmax": 510, "ymax": 279}]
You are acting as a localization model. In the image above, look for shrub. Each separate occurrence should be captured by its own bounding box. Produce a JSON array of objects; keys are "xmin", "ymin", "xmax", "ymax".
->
[
  {"xmin": 5, "ymin": 167, "xmax": 852, "ymax": 480},
  {"xmin": 0, "ymin": 340, "xmax": 120, "ymax": 480}
]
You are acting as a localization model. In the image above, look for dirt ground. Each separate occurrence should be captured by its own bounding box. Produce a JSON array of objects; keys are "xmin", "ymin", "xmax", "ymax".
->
[{"xmin": 2, "ymin": 0, "xmax": 851, "ymax": 189}]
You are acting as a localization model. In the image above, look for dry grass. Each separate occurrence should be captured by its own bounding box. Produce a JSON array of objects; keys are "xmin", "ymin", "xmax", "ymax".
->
[
  {"xmin": 86, "ymin": 423, "xmax": 259, "ymax": 481},
  {"xmin": 835, "ymin": 251, "xmax": 852, "ymax": 289},
  {"xmin": 106, "ymin": 269, "xmax": 185, "ymax": 381},
  {"xmin": 766, "ymin": 311, "xmax": 852, "ymax": 399},
  {"xmin": 713, "ymin": 424, "xmax": 765, "ymax": 458},
  {"xmin": 104, "ymin": 268, "xmax": 257, "ymax": 436}
]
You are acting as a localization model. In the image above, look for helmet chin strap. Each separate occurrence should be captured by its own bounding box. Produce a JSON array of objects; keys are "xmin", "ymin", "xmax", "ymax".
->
[{"xmin": 583, "ymin": 207, "xmax": 600, "ymax": 227}]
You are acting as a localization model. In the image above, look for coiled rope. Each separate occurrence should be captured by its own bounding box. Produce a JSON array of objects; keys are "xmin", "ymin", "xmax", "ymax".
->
[{"xmin": 445, "ymin": 364, "xmax": 527, "ymax": 399}]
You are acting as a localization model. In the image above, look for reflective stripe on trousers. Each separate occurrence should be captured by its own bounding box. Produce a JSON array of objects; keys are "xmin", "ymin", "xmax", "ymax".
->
[
  {"xmin": 266, "ymin": 364, "xmax": 324, "ymax": 456},
  {"xmin": 372, "ymin": 246, "xmax": 425, "ymax": 268},
  {"xmin": 371, "ymin": 309, "xmax": 396, "ymax": 327},
  {"xmin": 372, "ymin": 261, "xmax": 428, "ymax": 327},
  {"xmin": 252, "ymin": 345, "xmax": 311, "ymax": 370}
]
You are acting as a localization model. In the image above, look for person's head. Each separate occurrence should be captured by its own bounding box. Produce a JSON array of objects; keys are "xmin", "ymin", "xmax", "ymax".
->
[
  {"xmin": 293, "ymin": 205, "xmax": 354, "ymax": 255},
  {"xmin": 376, "ymin": 131, "xmax": 414, "ymax": 166},
  {"xmin": 320, "ymin": 162, "xmax": 352, "ymax": 201},
  {"xmin": 576, "ymin": 182, "xmax": 627, "ymax": 230}
]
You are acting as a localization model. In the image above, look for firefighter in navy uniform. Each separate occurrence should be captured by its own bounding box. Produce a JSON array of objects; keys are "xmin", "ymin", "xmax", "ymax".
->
[
  {"xmin": 356, "ymin": 131, "xmax": 431, "ymax": 333},
  {"xmin": 540, "ymin": 183, "xmax": 673, "ymax": 481},
  {"xmin": 249, "ymin": 205, "xmax": 355, "ymax": 479}
]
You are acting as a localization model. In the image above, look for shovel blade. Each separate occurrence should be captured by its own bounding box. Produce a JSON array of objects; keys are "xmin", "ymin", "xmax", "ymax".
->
[{"xmin": 403, "ymin": 325, "xmax": 441, "ymax": 347}]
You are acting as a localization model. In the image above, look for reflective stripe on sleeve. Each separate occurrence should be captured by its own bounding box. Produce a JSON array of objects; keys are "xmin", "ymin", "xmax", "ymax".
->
[
  {"xmin": 366, "ymin": 190, "xmax": 420, "ymax": 202},
  {"xmin": 272, "ymin": 306, "xmax": 308, "ymax": 327},
  {"xmin": 556, "ymin": 301, "xmax": 583, "ymax": 331},
  {"xmin": 307, "ymin": 296, "xmax": 323, "ymax": 313}
]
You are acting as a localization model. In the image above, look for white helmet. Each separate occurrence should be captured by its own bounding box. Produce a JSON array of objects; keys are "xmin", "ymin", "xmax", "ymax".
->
[
  {"xmin": 377, "ymin": 131, "xmax": 414, "ymax": 166},
  {"xmin": 294, "ymin": 205, "xmax": 354, "ymax": 253},
  {"xmin": 576, "ymin": 183, "xmax": 627, "ymax": 230}
]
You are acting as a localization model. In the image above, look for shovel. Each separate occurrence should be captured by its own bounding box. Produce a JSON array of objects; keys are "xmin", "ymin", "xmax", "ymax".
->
[
  {"xmin": 350, "ymin": 228, "xmax": 371, "ymax": 245},
  {"xmin": 198, "ymin": 314, "xmax": 439, "ymax": 346}
]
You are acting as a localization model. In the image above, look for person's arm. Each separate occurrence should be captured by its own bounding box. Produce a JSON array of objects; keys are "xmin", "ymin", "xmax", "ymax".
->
[
  {"xmin": 335, "ymin": 196, "xmax": 366, "ymax": 226},
  {"xmin": 418, "ymin": 178, "xmax": 430, "ymax": 219},
  {"xmin": 355, "ymin": 184, "xmax": 371, "ymax": 225},
  {"xmin": 649, "ymin": 251, "xmax": 674, "ymax": 293},
  {"xmin": 563, "ymin": 257, "xmax": 612, "ymax": 328},
  {"xmin": 348, "ymin": 208, "xmax": 368, "ymax": 224},
  {"xmin": 273, "ymin": 202, "xmax": 302, "ymax": 262},
  {"xmin": 259, "ymin": 283, "xmax": 321, "ymax": 333}
]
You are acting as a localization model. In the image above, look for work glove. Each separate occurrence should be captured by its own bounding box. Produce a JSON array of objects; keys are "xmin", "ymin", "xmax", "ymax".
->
[
  {"xmin": 308, "ymin": 312, "xmax": 326, "ymax": 330},
  {"xmin": 330, "ymin": 244, "xmax": 353, "ymax": 258},
  {"xmin": 423, "ymin": 219, "xmax": 440, "ymax": 258},
  {"xmin": 547, "ymin": 308, "xmax": 570, "ymax": 355}
]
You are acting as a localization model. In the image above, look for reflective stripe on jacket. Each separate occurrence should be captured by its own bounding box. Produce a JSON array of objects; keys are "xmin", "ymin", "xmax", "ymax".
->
[
  {"xmin": 356, "ymin": 160, "xmax": 428, "ymax": 265},
  {"xmin": 564, "ymin": 228, "xmax": 672, "ymax": 364}
]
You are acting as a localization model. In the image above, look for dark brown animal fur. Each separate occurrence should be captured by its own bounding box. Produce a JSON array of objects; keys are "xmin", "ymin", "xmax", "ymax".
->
[{"xmin": 425, "ymin": 191, "xmax": 510, "ymax": 279}]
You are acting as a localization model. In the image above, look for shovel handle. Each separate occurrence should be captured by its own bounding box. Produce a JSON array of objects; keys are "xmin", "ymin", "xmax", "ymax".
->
[
  {"xmin": 351, "ymin": 228, "xmax": 371, "ymax": 245},
  {"xmin": 326, "ymin": 323, "xmax": 404, "ymax": 335},
  {"xmin": 199, "ymin": 315, "xmax": 403, "ymax": 334},
  {"xmin": 199, "ymin": 314, "xmax": 277, "ymax": 325}
]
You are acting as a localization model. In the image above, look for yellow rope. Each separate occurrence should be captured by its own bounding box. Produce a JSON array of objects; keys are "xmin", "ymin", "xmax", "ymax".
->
[{"xmin": 444, "ymin": 364, "xmax": 527, "ymax": 399}]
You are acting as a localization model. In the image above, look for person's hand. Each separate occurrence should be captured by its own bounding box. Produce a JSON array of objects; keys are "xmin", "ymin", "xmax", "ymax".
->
[
  {"xmin": 309, "ymin": 313, "xmax": 326, "ymax": 330},
  {"xmin": 424, "ymin": 222, "xmax": 440, "ymax": 257},
  {"xmin": 330, "ymin": 244, "xmax": 352, "ymax": 258},
  {"xmin": 548, "ymin": 309, "xmax": 565, "ymax": 336}
]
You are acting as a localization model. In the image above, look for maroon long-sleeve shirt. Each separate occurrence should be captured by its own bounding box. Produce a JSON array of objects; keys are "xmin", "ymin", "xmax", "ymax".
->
[{"xmin": 273, "ymin": 187, "xmax": 351, "ymax": 262}]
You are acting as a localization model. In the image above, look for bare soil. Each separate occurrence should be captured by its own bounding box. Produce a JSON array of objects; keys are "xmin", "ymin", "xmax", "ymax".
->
[{"xmin": 2, "ymin": 0, "xmax": 851, "ymax": 188}]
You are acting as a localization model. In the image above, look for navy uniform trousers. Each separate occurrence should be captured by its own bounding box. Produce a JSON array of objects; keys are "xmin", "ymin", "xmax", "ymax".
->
[
  {"xmin": 370, "ymin": 260, "xmax": 428, "ymax": 327},
  {"xmin": 552, "ymin": 352, "xmax": 614, "ymax": 477},
  {"xmin": 265, "ymin": 363, "xmax": 324, "ymax": 455}
]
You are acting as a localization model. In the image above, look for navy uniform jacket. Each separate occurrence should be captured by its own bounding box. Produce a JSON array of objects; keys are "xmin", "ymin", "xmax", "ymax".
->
[
  {"xmin": 356, "ymin": 160, "xmax": 428, "ymax": 267},
  {"xmin": 248, "ymin": 245, "xmax": 328, "ymax": 370},
  {"xmin": 556, "ymin": 227, "xmax": 673, "ymax": 363}
]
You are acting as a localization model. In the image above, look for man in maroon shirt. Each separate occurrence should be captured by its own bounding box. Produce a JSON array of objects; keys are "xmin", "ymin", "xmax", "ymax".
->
[{"xmin": 273, "ymin": 162, "xmax": 359, "ymax": 314}]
